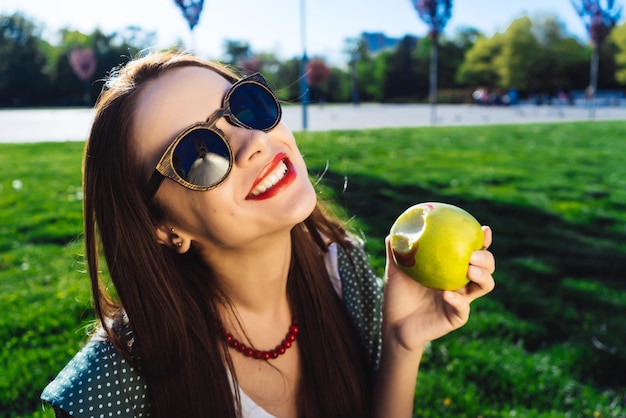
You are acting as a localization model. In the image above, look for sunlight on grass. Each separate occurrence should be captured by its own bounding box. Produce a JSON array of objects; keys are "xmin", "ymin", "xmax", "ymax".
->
[{"xmin": 2, "ymin": 122, "xmax": 626, "ymax": 417}]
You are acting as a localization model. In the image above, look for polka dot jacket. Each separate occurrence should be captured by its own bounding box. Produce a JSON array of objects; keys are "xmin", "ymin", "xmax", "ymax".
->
[{"xmin": 41, "ymin": 242, "xmax": 383, "ymax": 417}]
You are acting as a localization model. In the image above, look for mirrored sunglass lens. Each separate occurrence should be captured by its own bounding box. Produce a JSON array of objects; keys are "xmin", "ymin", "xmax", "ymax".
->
[
  {"xmin": 229, "ymin": 83, "xmax": 279, "ymax": 130},
  {"xmin": 172, "ymin": 129, "xmax": 231, "ymax": 187}
]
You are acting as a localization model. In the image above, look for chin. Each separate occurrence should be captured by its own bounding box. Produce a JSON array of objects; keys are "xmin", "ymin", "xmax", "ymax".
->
[{"xmin": 290, "ymin": 180, "xmax": 318, "ymax": 223}]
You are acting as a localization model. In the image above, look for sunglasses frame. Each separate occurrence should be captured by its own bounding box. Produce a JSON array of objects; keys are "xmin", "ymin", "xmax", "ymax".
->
[{"xmin": 145, "ymin": 72, "xmax": 281, "ymax": 199}]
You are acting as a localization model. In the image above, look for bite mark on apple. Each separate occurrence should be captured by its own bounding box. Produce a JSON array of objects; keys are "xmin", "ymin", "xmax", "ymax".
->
[{"xmin": 393, "ymin": 244, "xmax": 418, "ymax": 267}]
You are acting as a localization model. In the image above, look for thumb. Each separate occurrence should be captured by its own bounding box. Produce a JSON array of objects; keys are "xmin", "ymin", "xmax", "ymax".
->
[{"xmin": 384, "ymin": 235, "xmax": 403, "ymax": 281}]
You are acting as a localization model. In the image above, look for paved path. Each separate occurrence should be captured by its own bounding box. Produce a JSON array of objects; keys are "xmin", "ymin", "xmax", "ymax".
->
[{"xmin": 1, "ymin": 104, "xmax": 625, "ymax": 143}]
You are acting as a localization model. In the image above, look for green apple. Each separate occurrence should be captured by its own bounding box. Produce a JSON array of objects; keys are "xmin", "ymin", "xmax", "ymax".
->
[{"xmin": 389, "ymin": 202, "xmax": 484, "ymax": 291}]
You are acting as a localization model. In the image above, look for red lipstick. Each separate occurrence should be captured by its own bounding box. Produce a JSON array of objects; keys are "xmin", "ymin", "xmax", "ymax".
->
[{"xmin": 246, "ymin": 152, "xmax": 296, "ymax": 200}]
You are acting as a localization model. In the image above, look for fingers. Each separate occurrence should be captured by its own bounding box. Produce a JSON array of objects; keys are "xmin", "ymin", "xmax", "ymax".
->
[
  {"xmin": 466, "ymin": 226, "xmax": 496, "ymax": 301},
  {"xmin": 442, "ymin": 290, "xmax": 471, "ymax": 327},
  {"xmin": 481, "ymin": 225, "xmax": 492, "ymax": 249},
  {"xmin": 469, "ymin": 249, "xmax": 495, "ymax": 274},
  {"xmin": 383, "ymin": 235, "xmax": 403, "ymax": 281},
  {"xmin": 464, "ymin": 262, "xmax": 495, "ymax": 303},
  {"xmin": 468, "ymin": 264, "xmax": 495, "ymax": 287}
]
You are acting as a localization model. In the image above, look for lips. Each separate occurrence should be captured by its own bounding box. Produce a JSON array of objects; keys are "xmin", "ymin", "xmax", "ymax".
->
[{"xmin": 246, "ymin": 152, "xmax": 296, "ymax": 200}]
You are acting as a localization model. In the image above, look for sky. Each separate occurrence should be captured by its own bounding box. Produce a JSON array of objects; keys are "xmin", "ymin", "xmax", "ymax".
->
[{"xmin": 2, "ymin": 0, "xmax": 622, "ymax": 65}]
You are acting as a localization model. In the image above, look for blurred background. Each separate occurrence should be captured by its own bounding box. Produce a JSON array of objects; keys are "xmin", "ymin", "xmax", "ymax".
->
[{"xmin": 1, "ymin": 0, "xmax": 625, "ymax": 108}]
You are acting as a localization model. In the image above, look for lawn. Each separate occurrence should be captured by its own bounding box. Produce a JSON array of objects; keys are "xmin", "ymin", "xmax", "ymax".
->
[{"xmin": 1, "ymin": 121, "xmax": 625, "ymax": 417}]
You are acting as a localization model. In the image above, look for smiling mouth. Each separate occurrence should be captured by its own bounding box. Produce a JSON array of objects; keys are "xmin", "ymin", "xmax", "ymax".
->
[
  {"xmin": 247, "ymin": 153, "xmax": 296, "ymax": 200},
  {"xmin": 249, "ymin": 160, "xmax": 288, "ymax": 197}
]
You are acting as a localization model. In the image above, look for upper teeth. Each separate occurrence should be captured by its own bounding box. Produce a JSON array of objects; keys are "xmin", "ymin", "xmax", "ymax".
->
[{"xmin": 250, "ymin": 161, "xmax": 288, "ymax": 196}]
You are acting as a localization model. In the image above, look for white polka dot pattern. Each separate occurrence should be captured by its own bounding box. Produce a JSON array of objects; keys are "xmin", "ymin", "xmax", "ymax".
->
[
  {"xmin": 41, "ymin": 242, "xmax": 383, "ymax": 416},
  {"xmin": 41, "ymin": 340, "xmax": 149, "ymax": 417},
  {"xmin": 336, "ymin": 243, "xmax": 383, "ymax": 378}
]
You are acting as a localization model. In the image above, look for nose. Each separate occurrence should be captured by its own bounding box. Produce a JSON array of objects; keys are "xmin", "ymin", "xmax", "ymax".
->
[{"xmin": 221, "ymin": 123, "xmax": 270, "ymax": 166}]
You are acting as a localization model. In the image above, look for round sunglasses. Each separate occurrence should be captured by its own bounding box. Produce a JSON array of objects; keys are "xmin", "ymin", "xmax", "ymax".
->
[{"xmin": 144, "ymin": 72, "xmax": 282, "ymax": 198}]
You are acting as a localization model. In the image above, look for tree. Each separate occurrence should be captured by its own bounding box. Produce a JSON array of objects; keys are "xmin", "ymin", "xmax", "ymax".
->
[
  {"xmin": 384, "ymin": 36, "xmax": 421, "ymax": 101},
  {"xmin": 456, "ymin": 16, "xmax": 592, "ymax": 98},
  {"xmin": 222, "ymin": 39, "xmax": 252, "ymax": 67},
  {"xmin": 350, "ymin": 38, "xmax": 386, "ymax": 102},
  {"xmin": 451, "ymin": 26, "xmax": 483, "ymax": 50},
  {"xmin": 571, "ymin": 0, "xmax": 623, "ymax": 116},
  {"xmin": 410, "ymin": 0, "xmax": 453, "ymax": 122},
  {"xmin": 494, "ymin": 17, "xmax": 542, "ymax": 92},
  {"xmin": 344, "ymin": 37, "xmax": 362, "ymax": 104},
  {"xmin": 612, "ymin": 22, "xmax": 626, "ymax": 84},
  {"xmin": 306, "ymin": 58, "xmax": 331, "ymax": 103},
  {"xmin": 435, "ymin": 30, "xmax": 479, "ymax": 90},
  {"xmin": 456, "ymin": 34, "xmax": 503, "ymax": 89},
  {"xmin": 325, "ymin": 68, "xmax": 352, "ymax": 103},
  {"xmin": 355, "ymin": 52, "xmax": 386, "ymax": 102},
  {"xmin": 0, "ymin": 13, "xmax": 50, "ymax": 106},
  {"xmin": 49, "ymin": 27, "xmax": 155, "ymax": 106},
  {"xmin": 532, "ymin": 15, "xmax": 589, "ymax": 92},
  {"xmin": 272, "ymin": 57, "xmax": 302, "ymax": 102}
]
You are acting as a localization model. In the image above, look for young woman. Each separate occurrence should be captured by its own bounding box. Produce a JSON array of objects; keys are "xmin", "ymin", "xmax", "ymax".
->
[{"xmin": 42, "ymin": 51, "xmax": 495, "ymax": 418}]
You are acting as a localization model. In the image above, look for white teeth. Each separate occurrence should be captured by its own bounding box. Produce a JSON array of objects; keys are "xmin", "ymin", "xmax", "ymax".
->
[{"xmin": 250, "ymin": 161, "xmax": 288, "ymax": 196}]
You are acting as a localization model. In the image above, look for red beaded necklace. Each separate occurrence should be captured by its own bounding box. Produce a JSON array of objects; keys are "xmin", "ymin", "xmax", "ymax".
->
[{"xmin": 216, "ymin": 319, "xmax": 299, "ymax": 360}]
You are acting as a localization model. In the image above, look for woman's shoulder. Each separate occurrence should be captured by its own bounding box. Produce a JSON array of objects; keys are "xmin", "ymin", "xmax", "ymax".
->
[
  {"xmin": 41, "ymin": 339, "xmax": 149, "ymax": 417},
  {"xmin": 333, "ymin": 236, "xmax": 383, "ymax": 296},
  {"xmin": 328, "ymin": 237, "xmax": 383, "ymax": 376}
]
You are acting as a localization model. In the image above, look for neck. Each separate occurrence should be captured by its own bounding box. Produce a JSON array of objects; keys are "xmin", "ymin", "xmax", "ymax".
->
[
  {"xmin": 197, "ymin": 231, "xmax": 296, "ymax": 352},
  {"xmin": 199, "ymin": 230, "xmax": 293, "ymax": 315}
]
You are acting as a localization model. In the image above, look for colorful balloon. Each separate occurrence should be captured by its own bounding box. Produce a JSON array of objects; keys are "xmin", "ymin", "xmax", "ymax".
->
[
  {"xmin": 174, "ymin": 0, "xmax": 205, "ymax": 30},
  {"xmin": 69, "ymin": 48, "xmax": 97, "ymax": 82}
]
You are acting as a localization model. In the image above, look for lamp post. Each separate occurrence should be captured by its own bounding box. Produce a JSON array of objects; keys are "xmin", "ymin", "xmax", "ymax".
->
[
  {"xmin": 174, "ymin": 0, "xmax": 204, "ymax": 52},
  {"xmin": 300, "ymin": 0, "xmax": 309, "ymax": 130},
  {"xmin": 571, "ymin": 0, "xmax": 622, "ymax": 119},
  {"xmin": 411, "ymin": 0, "xmax": 453, "ymax": 126}
]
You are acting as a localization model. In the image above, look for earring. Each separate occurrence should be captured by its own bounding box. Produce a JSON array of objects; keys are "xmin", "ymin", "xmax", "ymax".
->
[{"xmin": 176, "ymin": 242, "xmax": 182, "ymax": 248}]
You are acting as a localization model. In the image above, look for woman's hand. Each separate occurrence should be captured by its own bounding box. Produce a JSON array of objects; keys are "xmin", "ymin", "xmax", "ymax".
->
[{"xmin": 382, "ymin": 226, "xmax": 496, "ymax": 353}]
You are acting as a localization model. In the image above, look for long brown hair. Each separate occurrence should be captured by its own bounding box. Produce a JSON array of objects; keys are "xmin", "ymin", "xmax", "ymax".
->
[{"xmin": 83, "ymin": 50, "xmax": 371, "ymax": 417}]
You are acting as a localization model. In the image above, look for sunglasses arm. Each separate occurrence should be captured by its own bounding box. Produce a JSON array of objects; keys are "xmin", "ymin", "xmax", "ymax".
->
[{"xmin": 145, "ymin": 169, "xmax": 165, "ymax": 199}]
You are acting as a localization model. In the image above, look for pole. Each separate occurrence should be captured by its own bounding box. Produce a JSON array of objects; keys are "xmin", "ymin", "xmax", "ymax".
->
[
  {"xmin": 589, "ymin": 47, "xmax": 599, "ymax": 120},
  {"xmin": 429, "ymin": 34, "xmax": 438, "ymax": 126},
  {"xmin": 351, "ymin": 53, "xmax": 360, "ymax": 105},
  {"xmin": 300, "ymin": 0, "xmax": 309, "ymax": 130}
]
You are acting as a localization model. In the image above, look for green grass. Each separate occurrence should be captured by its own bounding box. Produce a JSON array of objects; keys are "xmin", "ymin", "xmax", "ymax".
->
[{"xmin": 2, "ymin": 121, "xmax": 626, "ymax": 417}]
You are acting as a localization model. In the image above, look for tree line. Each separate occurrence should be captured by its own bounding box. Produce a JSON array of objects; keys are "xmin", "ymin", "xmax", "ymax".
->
[{"xmin": 1, "ymin": 12, "xmax": 626, "ymax": 107}]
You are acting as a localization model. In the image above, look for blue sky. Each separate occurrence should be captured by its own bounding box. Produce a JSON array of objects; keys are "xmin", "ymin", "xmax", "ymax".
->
[{"xmin": 2, "ymin": 0, "xmax": 621, "ymax": 64}]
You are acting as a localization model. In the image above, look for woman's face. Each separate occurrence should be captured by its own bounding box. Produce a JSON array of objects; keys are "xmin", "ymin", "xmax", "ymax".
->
[{"xmin": 132, "ymin": 66, "xmax": 317, "ymax": 253}]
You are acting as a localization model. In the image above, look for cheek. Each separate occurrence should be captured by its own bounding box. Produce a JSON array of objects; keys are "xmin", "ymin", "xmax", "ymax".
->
[{"xmin": 154, "ymin": 181, "xmax": 209, "ymax": 227}]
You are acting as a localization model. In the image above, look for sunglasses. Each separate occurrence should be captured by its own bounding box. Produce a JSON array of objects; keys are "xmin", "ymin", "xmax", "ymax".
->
[{"xmin": 145, "ymin": 72, "xmax": 282, "ymax": 198}]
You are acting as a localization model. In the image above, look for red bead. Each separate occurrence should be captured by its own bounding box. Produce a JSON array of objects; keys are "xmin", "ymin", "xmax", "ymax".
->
[{"xmin": 217, "ymin": 318, "xmax": 298, "ymax": 360}]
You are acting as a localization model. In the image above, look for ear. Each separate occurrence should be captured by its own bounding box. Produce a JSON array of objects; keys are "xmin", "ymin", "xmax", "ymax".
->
[
  {"xmin": 154, "ymin": 225, "xmax": 189, "ymax": 253},
  {"xmin": 154, "ymin": 224, "xmax": 174, "ymax": 246}
]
